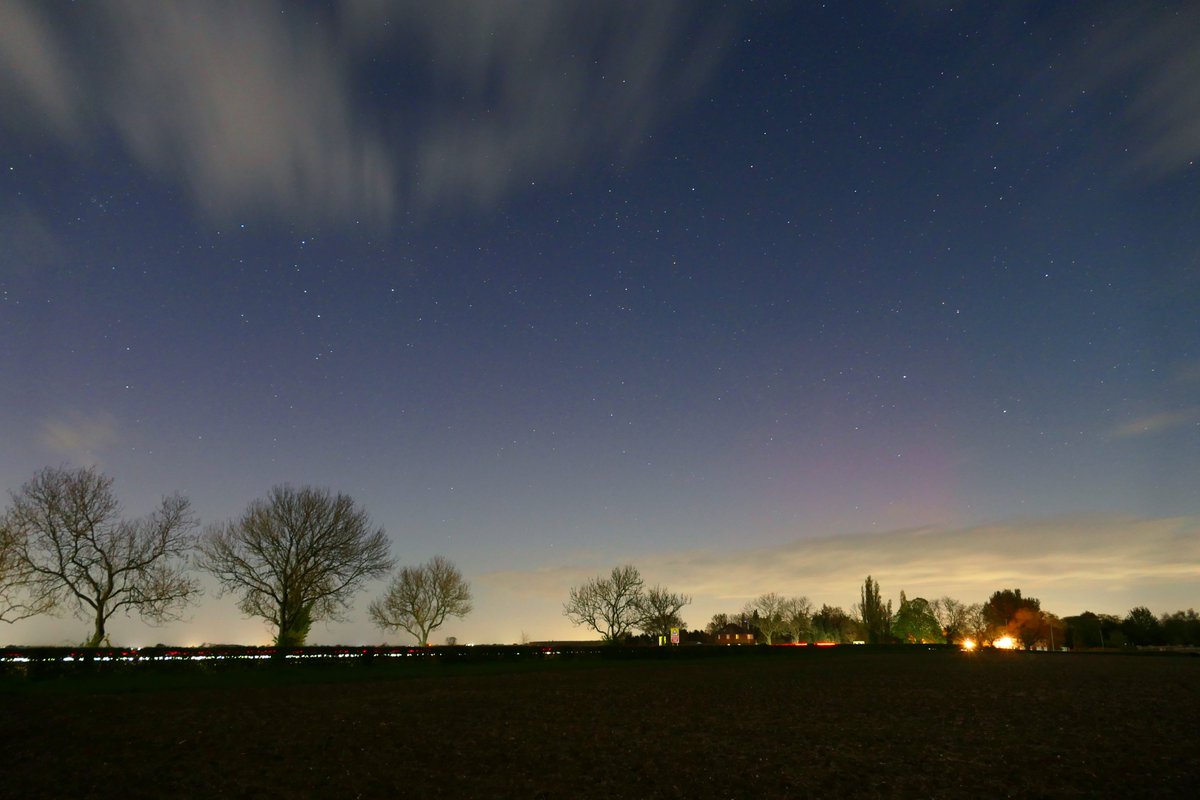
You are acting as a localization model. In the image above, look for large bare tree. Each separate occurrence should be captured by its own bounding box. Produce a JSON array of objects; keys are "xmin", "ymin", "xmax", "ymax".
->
[
  {"xmin": 638, "ymin": 584, "xmax": 691, "ymax": 639},
  {"xmin": 743, "ymin": 592, "xmax": 788, "ymax": 644},
  {"xmin": 563, "ymin": 564, "xmax": 646, "ymax": 643},
  {"xmin": 199, "ymin": 485, "xmax": 393, "ymax": 647},
  {"xmin": 932, "ymin": 596, "xmax": 975, "ymax": 643},
  {"xmin": 369, "ymin": 555, "xmax": 473, "ymax": 645},
  {"xmin": 5, "ymin": 466, "xmax": 200, "ymax": 646},
  {"xmin": 780, "ymin": 595, "xmax": 813, "ymax": 643}
]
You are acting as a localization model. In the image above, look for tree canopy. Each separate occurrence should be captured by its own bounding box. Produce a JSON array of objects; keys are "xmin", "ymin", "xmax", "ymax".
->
[
  {"xmin": 563, "ymin": 564, "xmax": 646, "ymax": 642},
  {"xmin": 891, "ymin": 594, "xmax": 944, "ymax": 643},
  {"xmin": 200, "ymin": 485, "xmax": 393, "ymax": 646},
  {"xmin": 638, "ymin": 585, "xmax": 691, "ymax": 639},
  {"xmin": 857, "ymin": 576, "xmax": 892, "ymax": 644},
  {"xmin": 369, "ymin": 555, "xmax": 473, "ymax": 645},
  {"xmin": 4, "ymin": 466, "xmax": 200, "ymax": 646}
]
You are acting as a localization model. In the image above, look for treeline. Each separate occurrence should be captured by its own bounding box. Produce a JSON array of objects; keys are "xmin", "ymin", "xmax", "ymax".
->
[
  {"xmin": 562, "ymin": 567, "xmax": 1200, "ymax": 650},
  {"xmin": 5, "ymin": 467, "xmax": 1197, "ymax": 650},
  {"xmin": 1, "ymin": 467, "xmax": 472, "ymax": 647}
]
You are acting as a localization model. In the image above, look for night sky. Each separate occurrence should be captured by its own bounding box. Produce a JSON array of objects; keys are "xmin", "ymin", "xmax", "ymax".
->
[{"xmin": 2, "ymin": 1, "xmax": 1197, "ymax": 646}]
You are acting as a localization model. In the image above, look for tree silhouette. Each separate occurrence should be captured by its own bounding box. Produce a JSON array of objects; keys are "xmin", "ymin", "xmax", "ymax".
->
[
  {"xmin": 563, "ymin": 564, "xmax": 646, "ymax": 643},
  {"xmin": 638, "ymin": 585, "xmax": 691, "ymax": 639},
  {"xmin": 857, "ymin": 576, "xmax": 892, "ymax": 643},
  {"xmin": 200, "ymin": 485, "xmax": 393, "ymax": 646},
  {"xmin": 370, "ymin": 556, "xmax": 473, "ymax": 645},
  {"xmin": 5, "ymin": 466, "xmax": 200, "ymax": 646}
]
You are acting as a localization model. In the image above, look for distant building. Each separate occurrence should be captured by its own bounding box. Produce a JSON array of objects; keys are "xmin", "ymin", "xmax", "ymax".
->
[{"xmin": 715, "ymin": 624, "xmax": 756, "ymax": 645}]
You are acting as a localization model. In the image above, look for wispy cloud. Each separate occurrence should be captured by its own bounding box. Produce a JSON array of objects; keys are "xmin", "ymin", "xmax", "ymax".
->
[
  {"xmin": 0, "ymin": 1, "xmax": 80, "ymax": 137},
  {"xmin": 0, "ymin": 1, "xmax": 735, "ymax": 225},
  {"xmin": 346, "ymin": 0, "xmax": 735, "ymax": 213},
  {"xmin": 1064, "ymin": 3, "xmax": 1200, "ymax": 179},
  {"xmin": 479, "ymin": 515, "xmax": 1200, "ymax": 619},
  {"xmin": 41, "ymin": 411, "xmax": 119, "ymax": 462},
  {"xmin": 108, "ymin": 1, "xmax": 392, "ymax": 225},
  {"xmin": 1111, "ymin": 408, "xmax": 1199, "ymax": 438}
]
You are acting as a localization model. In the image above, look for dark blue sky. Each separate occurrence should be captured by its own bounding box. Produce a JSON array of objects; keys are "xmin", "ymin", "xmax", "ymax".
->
[{"xmin": 2, "ymin": 1, "xmax": 1197, "ymax": 645}]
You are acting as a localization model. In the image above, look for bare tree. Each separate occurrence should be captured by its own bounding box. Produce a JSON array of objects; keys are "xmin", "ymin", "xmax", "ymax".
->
[
  {"xmin": 744, "ymin": 592, "xmax": 788, "ymax": 644},
  {"xmin": 780, "ymin": 595, "xmax": 813, "ymax": 643},
  {"xmin": 563, "ymin": 564, "xmax": 646, "ymax": 643},
  {"xmin": 638, "ymin": 584, "xmax": 691, "ymax": 639},
  {"xmin": 5, "ymin": 466, "xmax": 200, "ymax": 646},
  {"xmin": 705, "ymin": 612, "xmax": 733, "ymax": 637},
  {"xmin": 199, "ymin": 485, "xmax": 393, "ymax": 646},
  {"xmin": 932, "ymin": 596, "xmax": 974, "ymax": 643},
  {"xmin": 961, "ymin": 602, "xmax": 988, "ymax": 645},
  {"xmin": 369, "ymin": 555, "xmax": 473, "ymax": 645}
]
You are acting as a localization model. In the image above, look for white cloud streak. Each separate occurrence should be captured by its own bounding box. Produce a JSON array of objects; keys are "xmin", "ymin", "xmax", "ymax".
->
[{"xmin": 1112, "ymin": 408, "xmax": 1200, "ymax": 438}]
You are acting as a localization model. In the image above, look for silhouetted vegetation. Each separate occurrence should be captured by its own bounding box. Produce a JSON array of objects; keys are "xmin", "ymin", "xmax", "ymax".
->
[
  {"xmin": 1, "ymin": 466, "xmax": 200, "ymax": 646},
  {"xmin": 369, "ymin": 555, "xmax": 473, "ymax": 645},
  {"xmin": 199, "ymin": 485, "xmax": 393, "ymax": 646}
]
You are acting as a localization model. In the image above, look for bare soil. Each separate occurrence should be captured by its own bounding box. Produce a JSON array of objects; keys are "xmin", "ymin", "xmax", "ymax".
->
[{"xmin": 2, "ymin": 649, "xmax": 1197, "ymax": 798}]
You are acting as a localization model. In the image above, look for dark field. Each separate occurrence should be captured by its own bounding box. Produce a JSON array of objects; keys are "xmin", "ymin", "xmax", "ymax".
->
[{"xmin": 3, "ymin": 650, "xmax": 1198, "ymax": 798}]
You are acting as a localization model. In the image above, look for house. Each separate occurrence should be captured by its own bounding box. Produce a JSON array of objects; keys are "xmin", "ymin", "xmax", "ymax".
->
[{"xmin": 716, "ymin": 623, "xmax": 756, "ymax": 645}]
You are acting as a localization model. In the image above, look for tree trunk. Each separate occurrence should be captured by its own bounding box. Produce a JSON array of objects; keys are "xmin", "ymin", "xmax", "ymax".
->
[{"xmin": 85, "ymin": 610, "xmax": 106, "ymax": 647}]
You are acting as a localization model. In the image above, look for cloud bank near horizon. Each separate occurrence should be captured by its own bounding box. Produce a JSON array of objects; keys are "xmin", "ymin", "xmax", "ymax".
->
[{"xmin": 479, "ymin": 513, "xmax": 1200, "ymax": 623}]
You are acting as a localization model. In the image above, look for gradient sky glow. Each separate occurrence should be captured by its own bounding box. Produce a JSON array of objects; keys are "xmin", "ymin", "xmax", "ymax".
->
[{"xmin": 2, "ymin": 1, "xmax": 1197, "ymax": 646}]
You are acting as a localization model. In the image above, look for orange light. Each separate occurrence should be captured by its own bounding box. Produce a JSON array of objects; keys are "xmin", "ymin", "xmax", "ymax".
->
[
  {"xmin": 961, "ymin": 639, "xmax": 976, "ymax": 651},
  {"xmin": 993, "ymin": 635, "xmax": 1016, "ymax": 650}
]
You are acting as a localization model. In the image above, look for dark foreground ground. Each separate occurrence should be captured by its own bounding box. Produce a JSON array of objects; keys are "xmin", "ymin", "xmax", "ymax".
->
[{"xmin": 3, "ymin": 649, "xmax": 1198, "ymax": 799}]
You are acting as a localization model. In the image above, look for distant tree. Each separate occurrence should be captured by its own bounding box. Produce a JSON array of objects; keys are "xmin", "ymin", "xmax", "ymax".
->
[
  {"xmin": 5, "ymin": 466, "xmax": 200, "ymax": 646},
  {"xmin": 983, "ymin": 588, "xmax": 1040, "ymax": 637},
  {"xmin": 891, "ymin": 593, "xmax": 944, "ymax": 643},
  {"xmin": 857, "ymin": 576, "xmax": 893, "ymax": 643},
  {"xmin": 1099, "ymin": 618, "xmax": 1123, "ymax": 647},
  {"xmin": 932, "ymin": 596, "xmax": 972, "ymax": 643},
  {"xmin": 444, "ymin": 636, "xmax": 458, "ymax": 646},
  {"xmin": 1007, "ymin": 607, "xmax": 1063, "ymax": 650},
  {"xmin": 1064, "ymin": 612, "xmax": 1105, "ymax": 649},
  {"xmin": 369, "ymin": 556, "xmax": 473, "ymax": 646},
  {"xmin": 705, "ymin": 612, "xmax": 733, "ymax": 637},
  {"xmin": 563, "ymin": 564, "xmax": 646, "ymax": 643},
  {"xmin": 811, "ymin": 604, "xmax": 859, "ymax": 643},
  {"xmin": 1122, "ymin": 606, "xmax": 1162, "ymax": 647},
  {"xmin": 638, "ymin": 585, "xmax": 691, "ymax": 639},
  {"xmin": 961, "ymin": 603, "xmax": 989, "ymax": 646},
  {"xmin": 200, "ymin": 485, "xmax": 393, "ymax": 647},
  {"xmin": 780, "ymin": 595, "xmax": 813, "ymax": 643},
  {"xmin": 1041, "ymin": 612, "xmax": 1066, "ymax": 650},
  {"xmin": 1160, "ymin": 609, "xmax": 1200, "ymax": 647},
  {"xmin": 743, "ymin": 592, "xmax": 788, "ymax": 644}
]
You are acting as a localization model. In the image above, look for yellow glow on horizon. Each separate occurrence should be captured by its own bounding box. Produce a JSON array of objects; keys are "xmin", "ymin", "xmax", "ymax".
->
[
  {"xmin": 993, "ymin": 635, "xmax": 1016, "ymax": 649},
  {"xmin": 961, "ymin": 638, "xmax": 976, "ymax": 650}
]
